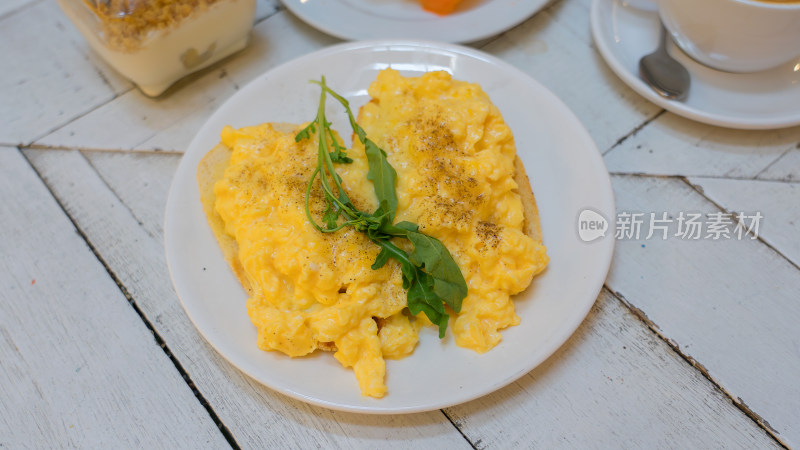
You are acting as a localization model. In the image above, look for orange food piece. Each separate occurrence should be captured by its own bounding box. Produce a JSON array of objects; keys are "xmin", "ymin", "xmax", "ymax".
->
[{"xmin": 421, "ymin": 0, "xmax": 463, "ymax": 15}]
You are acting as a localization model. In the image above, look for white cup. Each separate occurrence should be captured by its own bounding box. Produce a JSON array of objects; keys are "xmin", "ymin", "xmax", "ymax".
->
[{"xmin": 658, "ymin": 0, "xmax": 800, "ymax": 73}]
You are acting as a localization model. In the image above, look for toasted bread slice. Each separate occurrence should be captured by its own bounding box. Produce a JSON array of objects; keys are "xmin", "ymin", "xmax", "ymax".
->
[
  {"xmin": 514, "ymin": 154, "xmax": 543, "ymax": 244},
  {"xmin": 197, "ymin": 142, "xmax": 250, "ymax": 296},
  {"xmin": 197, "ymin": 123, "xmax": 297, "ymax": 298},
  {"xmin": 196, "ymin": 123, "xmax": 544, "ymax": 351}
]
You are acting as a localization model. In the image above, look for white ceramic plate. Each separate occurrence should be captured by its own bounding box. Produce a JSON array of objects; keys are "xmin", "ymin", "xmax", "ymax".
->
[
  {"xmin": 164, "ymin": 40, "xmax": 615, "ymax": 414},
  {"xmin": 591, "ymin": 0, "xmax": 800, "ymax": 130},
  {"xmin": 280, "ymin": 0, "xmax": 549, "ymax": 43}
]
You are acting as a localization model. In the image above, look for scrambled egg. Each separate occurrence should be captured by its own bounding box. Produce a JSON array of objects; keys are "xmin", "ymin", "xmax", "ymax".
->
[{"xmin": 212, "ymin": 69, "xmax": 548, "ymax": 398}]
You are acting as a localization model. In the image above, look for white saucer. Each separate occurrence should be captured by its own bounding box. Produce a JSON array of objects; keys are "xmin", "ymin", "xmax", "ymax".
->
[
  {"xmin": 591, "ymin": 0, "xmax": 800, "ymax": 130},
  {"xmin": 280, "ymin": 0, "xmax": 549, "ymax": 43}
]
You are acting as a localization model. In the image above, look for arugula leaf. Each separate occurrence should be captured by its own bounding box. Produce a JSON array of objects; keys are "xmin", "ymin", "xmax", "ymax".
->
[
  {"xmin": 316, "ymin": 83, "xmax": 399, "ymax": 220},
  {"xmin": 363, "ymin": 139, "xmax": 398, "ymax": 220},
  {"xmin": 373, "ymin": 240, "xmax": 450, "ymax": 338},
  {"xmin": 404, "ymin": 231, "xmax": 467, "ymax": 313},
  {"xmin": 295, "ymin": 122, "xmax": 315, "ymax": 142},
  {"xmin": 363, "ymin": 202, "xmax": 394, "ymax": 240},
  {"xmin": 391, "ymin": 221, "xmax": 419, "ymax": 233},
  {"xmin": 326, "ymin": 127, "xmax": 353, "ymax": 163},
  {"xmin": 296, "ymin": 77, "xmax": 468, "ymax": 338},
  {"xmin": 322, "ymin": 202, "xmax": 339, "ymax": 230},
  {"xmin": 407, "ymin": 269, "xmax": 450, "ymax": 338},
  {"xmin": 376, "ymin": 220, "xmax": 466, "ymax": 315},
  {"xmin": 371, "ymin": 245, "xmax": 391, "ymax": 271}
]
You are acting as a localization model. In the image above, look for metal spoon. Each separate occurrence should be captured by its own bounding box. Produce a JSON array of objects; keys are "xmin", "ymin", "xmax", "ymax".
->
[{"xmin": 639, "ymin": 24, "xmax": 690, "ymax": 101}]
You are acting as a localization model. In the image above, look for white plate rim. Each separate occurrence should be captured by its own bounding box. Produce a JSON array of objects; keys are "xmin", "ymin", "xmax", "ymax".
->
[
  {"xmin": 164, "ymin": 39, "xmax": 616, "ymax": 414},
  {"xmin": 280, "ymin": 0, "xmax": 550, "ymax": 43},
  {"xmin": 590, "ymin": 0, "xmax": 800, "ymax": 130}
]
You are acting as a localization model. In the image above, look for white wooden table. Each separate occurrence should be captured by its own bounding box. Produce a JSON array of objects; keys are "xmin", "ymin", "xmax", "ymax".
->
[{"xmin": 2, "ymin": 0, "xmax": 798, "ymax": 448}]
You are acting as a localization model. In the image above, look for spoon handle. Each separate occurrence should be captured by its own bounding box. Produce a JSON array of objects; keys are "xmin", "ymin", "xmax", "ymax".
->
[{"xmin": 658, "ymin": 23, "xmax": 668, "ymax": 53}]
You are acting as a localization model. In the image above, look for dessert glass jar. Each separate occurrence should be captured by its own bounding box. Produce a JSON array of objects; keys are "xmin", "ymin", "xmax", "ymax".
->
[{"xmin": 57, "ymin": 0, "xmax": 256, "ymax": 96}]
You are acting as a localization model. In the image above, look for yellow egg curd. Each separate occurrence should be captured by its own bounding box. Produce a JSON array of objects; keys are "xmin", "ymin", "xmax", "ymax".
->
[{"xmin": 212, "ymin": 69, "xmax": 548, "ymax": 398}]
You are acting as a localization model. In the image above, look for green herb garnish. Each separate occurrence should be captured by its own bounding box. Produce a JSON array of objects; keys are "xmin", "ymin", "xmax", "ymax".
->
[{"xmin": 295, "ymin": 76, "xmax": 467, "ymax": 338}]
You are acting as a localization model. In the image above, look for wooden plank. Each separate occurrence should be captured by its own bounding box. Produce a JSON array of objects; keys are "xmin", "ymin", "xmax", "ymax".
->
[
  {"xmin": 0, "ymin": 1, "xmax": 131, "ymax": 146},
  {"xmin": 255, "ymin": 0, "xmax": 281, "ymax": 21},
  {"xmin": 35, "ymin": 11, "xmax": 340, "ymax": 153},
  {"xmin": 447, "ymin": 290, "xmax": 778, "ymax": 448},
  {"xmin": 0, "ymin": 0, "xmax": 36, "ymax": 19},
  {"xmin": 603, "ymin": 113, "xmax": 800, "ymax": 177},
  {"xmin": 606, "ymin": 174, "xmax": 800, "ymax": 447},
  {"xmin": 482, "ymin": 0, "xmax": 662, "ymax": 153},
  {"xmin": 546, "ymin": 0, "xmax": 593, "ymax": 46},
  {"xmin": 24, "ymin": 148, "xmax": 472, "ymax": 448},
  {"xmin": 687, "ymin": 177, "xmax": 800, "ymax": 268},
  {"xmin": 757, "ymin": 146, "xmax": 800, "ymax": 182},
  {"xmin": 0, "ymin": 147, "xmax": 227, "ymax": 448},
  {"xmin": 82, "ymin": 149, "xmax": 179, "ymax": 239}
]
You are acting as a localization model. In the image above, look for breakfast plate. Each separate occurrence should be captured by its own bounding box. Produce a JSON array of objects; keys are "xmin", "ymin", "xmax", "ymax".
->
[
  {"xmin": 590, "ymin": 0, "xmax": 800, "ymax": 130},
  {"xmin": 165, "ymin": 40, "xmax": 615, "ymax": 413},
  {"xmin": 280, "ymin": 0, "xmax": 550, "ymax": 43}
]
